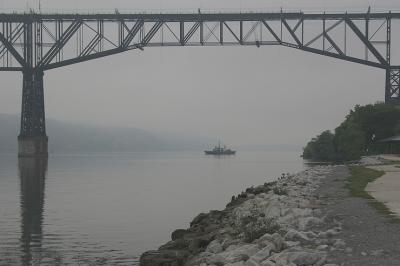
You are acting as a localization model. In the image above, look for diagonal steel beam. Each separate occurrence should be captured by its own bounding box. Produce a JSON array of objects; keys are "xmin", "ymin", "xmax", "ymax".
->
[
  {"xmin": 164, "ymin": 22, "xmax": 181, "ymax": 42},
  {"xmin": 40, "ymin": 20, "xmax": 82, "ymax": 66},
  {"xmin": 84, "ymin": 22, "xmax": 117, "ymax": 48},
  {"xmin": 261, "ymin": 20, "xmax": 281, "ymax": 43},
  {"xmin": 204, "ymin": 22, "xmax": 219, "ymax": 42},
  {"xmin": 80, "ymin": 34, "xmax": 102, "ymax": 57},
  {"xmin": 0, "ymin": 23, "xmax": 24, "ymax": 57},
  {"xmin": 44, "ymin": 47, "xmax": 125, "ymax": 70},
  {"xmin": 297, "ymin": 45, "xmax": 385, "ymax": 68},
  {"xmin": 122, "ymin": 20, "xmax": 144, "ymax": 48},
  {"xmin": 293, "ymin": 18, "xmax": 303, "ymax": 32},
  {"xmin": 282, "ymin": 19, "xmax": 302, "ymax": 46},
  {"xmin": 324, "ymin": 32, "xmax": 344, "ymax": 55},
  {"xmin": 345, "ymin": 18, "xmax": 387, "ymax": 66},
  {"xmin": 141, "ymin": 21, "xmax": 163, "ymax": 45},
  {"xmin": 243, "ymin": 21, "xmax": 259, "ymax": 41},
  {"xmin": 184, "ymin": 22, "xmax": 200, "ymax": 44},
  {"xmin": 223, "ymin": 22, "xmax": 241, "ymax": 43},
  {"xmin": 305, "ymin": 19, "xmax": 343, "ymax": 47},
  {"xmin": 0, "ymin": 31, "xmax": 26, "ymax": 67}
]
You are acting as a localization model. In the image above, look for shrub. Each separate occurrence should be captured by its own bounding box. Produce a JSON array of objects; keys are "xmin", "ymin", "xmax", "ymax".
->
[
  {"xmin": 273, "ymin": 186, "xmax": 288, "ymax": 195},
  {"xmin": 242, "ymin": 217, "xmax": 280, "ymax": 243}
]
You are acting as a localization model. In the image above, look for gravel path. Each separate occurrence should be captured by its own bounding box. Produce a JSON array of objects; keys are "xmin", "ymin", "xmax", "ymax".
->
[{"xmin": 317, "ymin": 165, "xmax": 400, "ymax": 266}]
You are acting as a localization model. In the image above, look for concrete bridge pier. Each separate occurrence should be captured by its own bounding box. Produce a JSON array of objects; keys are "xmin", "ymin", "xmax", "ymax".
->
[{"xmin": 18, "ymin": 69, "xmax": 48, "ymax": 157}]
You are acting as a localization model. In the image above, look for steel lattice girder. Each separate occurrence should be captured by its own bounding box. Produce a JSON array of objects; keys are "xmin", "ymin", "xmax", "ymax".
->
[
  {"xmin": 0, "ymin": 11, "xmax": 398, "ymax": 71},
  {"xmin": 0, "ymin": 11, "xmax": 400, "ymax": 103},
  {"xmin": 386, "ymin": 68, "xmax": 400, "ymax": 102}
]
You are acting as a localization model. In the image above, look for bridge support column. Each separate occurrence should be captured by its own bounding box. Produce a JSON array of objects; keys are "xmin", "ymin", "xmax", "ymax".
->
[
  {"xmin": 18, "ymin": 70, "xmax": 48, "ymax": 157},
  {"xmin": 385, "ymin": 68, "xmax": 400, "ymax": 105}
]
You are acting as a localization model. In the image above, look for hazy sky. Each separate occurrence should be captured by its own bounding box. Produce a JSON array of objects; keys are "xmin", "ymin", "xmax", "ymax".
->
[{"xmin": 1, "ymin": 0, "xmax": 400, "ymax": 147}]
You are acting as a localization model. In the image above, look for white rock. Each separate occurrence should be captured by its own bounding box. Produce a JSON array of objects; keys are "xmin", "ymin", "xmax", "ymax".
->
[
  {"xmin": 257, "ymin": 193, "xmax": 269, "ymax": 199},
  {"xmin": 260, "ymin": 260, "xmax": 276, "ymax": 266},
  {"xmin": 298, "ymin": 217, "xmax": 323, "ymax": 230},
  {"xmin": 247, "ymin": 193, "xmax": 256, "ymax": 199},
  {"xmin": 226, "ymin": 244, "xmax": 239, "ymax": 251},
  {"xmin": 285, "ymin": 241, "xmax": 300, "ymax": 247},
  {"xmin": 271, "ymin": 233, "xmax": 285, "ymax": 251},
  {"xmin": 185, "ymin": 251, "xmax": 213, "ymax": 265},
  {"xmin": 345, "ymin": 247, "xmax": 353, "ymax": 253},
  {"xmin": 325, "ymin": 228, "xmax": 341, "ymax": 237},
  {"xmin": 370, "ymin": 249, "xmax": 384, "ymax": 256},
  {"xmin": 317, "ymin": 245, "xmax": 329, "ymax": 250},
  {"xmin": 226, "ymin": 262, "xmax": 246, "ymax": 266},
  {"xmin": 249, "ymin": 245, "xmax": 274, "ymax": 263},
  {"xmin": 333, "ymin": 239, "xmax": 346, "ymax": 249},
  {"xmin": 245, "ymin": 258, "xmax": 261, "ymax": 266},
  {"xmin": 211, "ymin": 244, "xmax": 259, "ymax": 264},
  {"xmin": 284, "ymin": 229, "xmax": 310, "ymax": 243},
  {"xmin": 291, "ymin": 208, "xmax": 313, "ymax": 218},
  {"xmin": 206, "ymin": 240, "xmax": 223, "ymax": 254},
  {"xmin": 275, "ymin": 260, "xmax": 296, "ymax": 266},
  {"xmin": 289, "ymin": 251, "xmax": 327, "ymax": 266},
  {"xmin": 270, "ymin": 251, "xmax": 327, "ymax": 266},
  {"xmin": 257, "ymin": 233, "xmax": 273, "ymax": 242},
  {"xmin": 206, "ymin": 254, "xmax": 227, "ymax": 265}
]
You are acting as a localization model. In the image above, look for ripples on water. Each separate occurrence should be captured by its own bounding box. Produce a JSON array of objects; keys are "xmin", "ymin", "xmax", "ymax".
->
[
  {"xmin": 1, "ymin": 156, "xmax": 139, "ymax": 265},
  {"xmin": 0, "ymin": 151, "xmax": 305, "ymax": 265}
]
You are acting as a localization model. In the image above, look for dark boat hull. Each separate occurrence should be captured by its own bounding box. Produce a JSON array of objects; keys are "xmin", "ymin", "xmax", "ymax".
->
[{"xmin": 205, "ymin": 151, "xmax": 236, "ymax": 155}]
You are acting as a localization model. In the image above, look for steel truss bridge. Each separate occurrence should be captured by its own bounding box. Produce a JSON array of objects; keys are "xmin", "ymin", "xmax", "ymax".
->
[{"xmin": 0, "ymin": 11, "xmax": 400, "ymax": 156}]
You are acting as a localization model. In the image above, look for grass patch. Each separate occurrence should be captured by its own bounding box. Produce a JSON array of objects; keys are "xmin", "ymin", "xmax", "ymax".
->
[
  {"xmin": 380, "ymin": 159, "xmax": 400, "ymax": 166},
  {"xmin": 348, "ymin": 166, "xmax": 400, "ymax": 222},
  {"xmin": 347, "ymin": 166, "xmax": 384, "ymax": 198}
]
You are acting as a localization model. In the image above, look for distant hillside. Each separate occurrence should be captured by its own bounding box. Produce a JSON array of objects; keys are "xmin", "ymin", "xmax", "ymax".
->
[{"xmin": 0, "ymin": 114, "xmax": 207, "ymax": 153}]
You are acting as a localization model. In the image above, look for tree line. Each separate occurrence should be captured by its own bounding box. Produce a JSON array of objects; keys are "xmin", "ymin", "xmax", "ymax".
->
[{"xmin": 303, "ymin": 103, "xmax": 400, "ymax": 162}]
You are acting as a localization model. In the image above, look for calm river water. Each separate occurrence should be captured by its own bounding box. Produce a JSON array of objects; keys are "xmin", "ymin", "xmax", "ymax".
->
[{"xmin": 0, "ymin": 151, "xmax": 306, "ymax": 265}]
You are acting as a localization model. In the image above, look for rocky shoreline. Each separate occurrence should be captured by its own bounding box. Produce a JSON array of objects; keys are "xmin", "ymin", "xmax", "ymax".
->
[
  {"xmin": 140, "ymin": 156, "xmax": 400, "ymax": 266},
  {"xmin": 140, "ymin": 159, "xmax": 400, "ymax": 266}
]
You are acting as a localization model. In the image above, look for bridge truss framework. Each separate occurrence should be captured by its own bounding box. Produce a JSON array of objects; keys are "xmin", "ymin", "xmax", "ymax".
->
[{"xmin": 0, "ymin": 11, "xmax": 399, "ymax": 156}]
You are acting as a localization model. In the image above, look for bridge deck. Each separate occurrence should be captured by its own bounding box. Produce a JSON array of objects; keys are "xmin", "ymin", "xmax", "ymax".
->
[{"xmin": 0, "ymin": 12, "xmax": 400, "ymax": 22}]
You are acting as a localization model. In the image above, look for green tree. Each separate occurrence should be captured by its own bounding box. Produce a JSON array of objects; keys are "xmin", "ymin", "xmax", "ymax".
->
[
  {"xmin": 334, "ymin": 122, "xmax": 366, "ymax": 161},
  {"xmin": 303, "ymin": 103, "xmax": 400, "ymax": 162},
  {"xmin": 303, "ymin": 131, "xmax": 336, "ymax": 161}
]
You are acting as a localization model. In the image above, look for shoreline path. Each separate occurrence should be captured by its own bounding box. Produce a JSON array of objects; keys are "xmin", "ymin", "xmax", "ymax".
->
[
  {"xmin": 366, "ymin": 155, "xmax": 400, "ymax": 218},
  {"xmin": 321, "ymin": 163, "xmax": 400, "ymax": 266}
]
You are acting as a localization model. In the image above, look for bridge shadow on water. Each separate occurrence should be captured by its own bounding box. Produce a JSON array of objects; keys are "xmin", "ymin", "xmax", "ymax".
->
[
  {"xmin": 18, "ymin": 157, "xmax": 48, "ymax": 266},
  {"xmin": 16, "ymin": 157, "xmax": 140, "ymax": 265}
]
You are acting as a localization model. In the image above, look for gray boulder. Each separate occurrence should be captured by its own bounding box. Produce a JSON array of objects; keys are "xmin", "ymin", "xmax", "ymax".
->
[
  {"xmin": 206, "ymin": 240, "xmax": 223, "ymax": 254},
  {"xmin": 139, "ymin": 250, "xmax": 190, "ymax": 266}
]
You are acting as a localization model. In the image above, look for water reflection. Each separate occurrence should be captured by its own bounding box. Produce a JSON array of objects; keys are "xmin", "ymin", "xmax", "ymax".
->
[{"xmin": 18, "ymin": 157, "xmax": 48, "ymax": 266}]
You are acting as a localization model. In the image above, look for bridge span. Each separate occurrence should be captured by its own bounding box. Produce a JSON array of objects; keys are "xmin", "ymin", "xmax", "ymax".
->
[{"xmin": 0, "ymin": 11, "xmax": 399, "ymax": 156}]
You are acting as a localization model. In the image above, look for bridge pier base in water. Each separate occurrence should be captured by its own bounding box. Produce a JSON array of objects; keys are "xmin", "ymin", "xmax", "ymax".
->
[{"xmin": 18, "ymin": 70, "xmax": 48, "ymax": 157}]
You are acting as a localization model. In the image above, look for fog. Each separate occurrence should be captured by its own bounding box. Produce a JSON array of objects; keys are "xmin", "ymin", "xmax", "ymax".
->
[{"xmin": 1, "ymin": 0, "xmax": 400, "ymax": 147}]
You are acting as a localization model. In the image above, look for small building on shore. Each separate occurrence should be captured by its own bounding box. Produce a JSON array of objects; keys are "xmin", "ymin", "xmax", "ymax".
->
[{"xmin": 377, "ymin": 135, "xmax": 400, "ymax": 154}]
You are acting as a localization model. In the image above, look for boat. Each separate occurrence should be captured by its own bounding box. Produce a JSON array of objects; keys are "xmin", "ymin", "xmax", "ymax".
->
[{"xmin": 205, "ymin": 142, "xmax": 236, "ymax": 155}]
